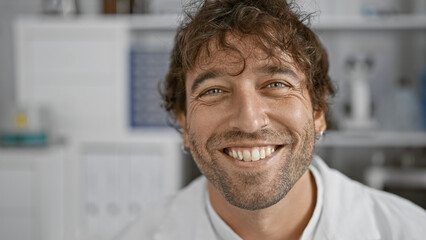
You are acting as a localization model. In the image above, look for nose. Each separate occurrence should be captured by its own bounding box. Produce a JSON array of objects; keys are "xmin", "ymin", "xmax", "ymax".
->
[{"xmin": 228, "ymin": 89, "xmax": 269, "ymax": 133}]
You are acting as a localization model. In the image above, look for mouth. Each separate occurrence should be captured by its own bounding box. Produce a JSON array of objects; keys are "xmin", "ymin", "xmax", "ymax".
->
[{"xmin": 222, "ymin": 145, "xmax": 283, "ymax": 162}]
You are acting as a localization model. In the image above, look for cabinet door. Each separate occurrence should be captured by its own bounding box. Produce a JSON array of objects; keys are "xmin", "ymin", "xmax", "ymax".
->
[
  {"xmin": 14, "ymin": 18, "xmax": 129, "ymax": 139},
  {"xmin": 0, "ymin": 147, "xmax": 64, "ymax": 240},
  {"xmin": 79, "ymin": 138, "xmax": 183, "ymax": 239}
]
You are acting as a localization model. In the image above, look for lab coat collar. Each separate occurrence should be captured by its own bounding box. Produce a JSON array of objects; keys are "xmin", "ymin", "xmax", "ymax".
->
[{"xmin": 311, "ymin": 156, "xmax": 381, "ymax": 240}]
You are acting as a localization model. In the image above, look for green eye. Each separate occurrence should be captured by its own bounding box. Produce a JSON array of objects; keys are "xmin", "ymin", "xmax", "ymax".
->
[
  {"xmin": 267, "ymin": 82, "xmax": 287, "ymax": 88},
  {"xmin": 204, "ymin": 88, "xmax": 222, "ymax": 95}
]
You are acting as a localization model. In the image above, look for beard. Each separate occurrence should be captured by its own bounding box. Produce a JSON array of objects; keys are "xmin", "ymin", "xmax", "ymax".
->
[{"xmin": 188, "ymin": 121, "xmax": 315, "ymax": 211}]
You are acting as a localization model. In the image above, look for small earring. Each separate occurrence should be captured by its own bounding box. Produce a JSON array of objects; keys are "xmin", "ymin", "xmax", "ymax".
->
[
  {"xmin": 181, "ymin": 144, "xmax": 190, "ymax": 155},
  {"xmin": 315, "ymin": 131, "xmax": 324, "ymax": 141}
]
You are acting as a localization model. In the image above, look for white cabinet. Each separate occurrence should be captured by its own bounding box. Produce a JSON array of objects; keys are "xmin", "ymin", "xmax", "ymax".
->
[
  {"xmin": 13, "ymin": 17, "xmax": 186, "ymax": 240},
  {"xmin": 14, "ymin": 17, "xmax": 130, "ymax": 139},
  {"xmin": 72, "ymin": 135, "xmax": 183, "ymax": 240},
  {"xmin": 0, "ymin": 146, "xmax": 64, "ymax": 240}
]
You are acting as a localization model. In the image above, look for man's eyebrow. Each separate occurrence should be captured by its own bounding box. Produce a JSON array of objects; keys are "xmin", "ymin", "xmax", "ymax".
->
[
  {"xmin": 190, "ymin": 69, "xmax": 225, "ymax": 94},
  {"xmin": 258, "ymin": 65, "xmax": 298, "ymax": 78}
]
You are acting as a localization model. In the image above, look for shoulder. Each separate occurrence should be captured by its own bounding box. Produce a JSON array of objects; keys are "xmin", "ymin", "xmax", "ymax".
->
[
  {"xmin": 117, "ymin": 176, "xmax": 213, "ymax": 240},
  {"xmin": 312, "ymin": 156, "xmax": 426, "ymax": 240}
]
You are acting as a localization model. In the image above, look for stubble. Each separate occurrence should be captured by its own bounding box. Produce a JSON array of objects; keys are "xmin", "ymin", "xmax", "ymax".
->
[{"xmin": 188, "ymin": 122, "xmax": 315, "ymax": 210}]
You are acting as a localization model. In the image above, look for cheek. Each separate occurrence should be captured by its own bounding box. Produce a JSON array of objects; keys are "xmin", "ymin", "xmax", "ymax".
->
[
  {"xmin": 187, "ymin": 105, "xmax": 222, "ymax": 138},
  {"xmin": 272, "ymin": 98, "xmax": 313, "ymax": 130}
]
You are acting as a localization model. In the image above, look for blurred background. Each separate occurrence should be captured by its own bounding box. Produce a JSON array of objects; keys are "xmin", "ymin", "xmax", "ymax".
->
[{"xmin": 0, "ymin": 0, "xmax": 425, "ymax": 239}]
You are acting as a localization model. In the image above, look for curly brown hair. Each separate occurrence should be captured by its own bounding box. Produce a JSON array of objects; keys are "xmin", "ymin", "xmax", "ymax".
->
[{"xmin": 160, "ymin": 0, "xmax": 335, "ymax": 129}]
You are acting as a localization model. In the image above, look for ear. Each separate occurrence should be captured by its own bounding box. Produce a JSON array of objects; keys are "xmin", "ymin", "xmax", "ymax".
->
[
  {"xmin": 177, "ymin": 113, "xmax": 189, "ymax": 147},
  {"xmin": 313, "ymin": 110, "xmax": 327, "ymax": 134}
]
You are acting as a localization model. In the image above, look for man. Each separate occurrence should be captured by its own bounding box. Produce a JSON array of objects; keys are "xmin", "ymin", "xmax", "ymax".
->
[{"xmin": 121, "ymin": 0, "xmax": 426, "ymax": 239}]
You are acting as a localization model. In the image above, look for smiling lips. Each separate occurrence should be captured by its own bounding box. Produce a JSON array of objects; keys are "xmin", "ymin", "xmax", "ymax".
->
[{"xmin": 225, "ymin": 146, "xmax": 277, "ymax": 162}]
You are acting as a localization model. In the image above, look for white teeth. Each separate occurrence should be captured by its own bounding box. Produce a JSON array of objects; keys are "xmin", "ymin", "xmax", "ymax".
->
[
  {"xmin": 232, "ymin": 150, "xmax": 237, "ymax": 159},
  {"xmin": 228, "ymin": 150, "xmax": 233, "ymax": 157},
  {"xmin": 237, "ymin": 151, "xmax": 243, "ymax": 160},
  {"xmin": 252, "ymin": 149, "xmax": 260, "ymax": 161},
  {"xmin": 260, "ymin": 149, "xmax": 266, "ymax": 159},
  {"xmin": 243, "ymin": 150, "xmax": 251, "ymax": 161},
  {"xmin": 266, "ymin": 147, "xmax": 271, "ymax": 156},
  {"xmin": 226, "ymin": 146, "xmax": 277, "ymax": 162}
]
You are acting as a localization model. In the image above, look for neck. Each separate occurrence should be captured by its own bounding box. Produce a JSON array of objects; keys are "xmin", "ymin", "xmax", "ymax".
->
[{"xmin": 208, "ymin": 170, "xmax": 317, "ymax": 240}]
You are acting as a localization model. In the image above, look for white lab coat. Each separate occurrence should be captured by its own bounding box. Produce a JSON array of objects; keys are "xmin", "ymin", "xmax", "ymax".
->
[{"xmin": 118, "ymin": 156, "xmax": 426, "ymax": 240}]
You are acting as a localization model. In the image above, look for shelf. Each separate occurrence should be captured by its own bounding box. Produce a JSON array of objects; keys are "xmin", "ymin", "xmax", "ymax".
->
[
  {"xmin": 313, "ymin": 15, "xmax": 426, "ymax": 31},
  {"xmin": 17, "ymin": 14, "xmax": 426, "ymax": 32},
  {"xmin": 129, "ymin": 14, "xmax": 180, "ymax": 30},
  {"xmin": 127, "ymin": 14, "xmax": 426, "ymax": 31},
  {"xmin": 317, "ymin": 131, "xmax": 426, "ymax": 148}
]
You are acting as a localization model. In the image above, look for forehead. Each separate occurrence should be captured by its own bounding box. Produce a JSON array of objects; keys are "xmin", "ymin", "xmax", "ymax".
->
[{"xmin": 190, "ymin": 34, "xmax": 302, "ymax": 77}]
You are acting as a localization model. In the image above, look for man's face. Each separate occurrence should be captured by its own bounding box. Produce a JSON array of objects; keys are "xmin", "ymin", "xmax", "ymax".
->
[{"xmin": 178, "ymin": 36, "xmax": 326, "ymax": 210}]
